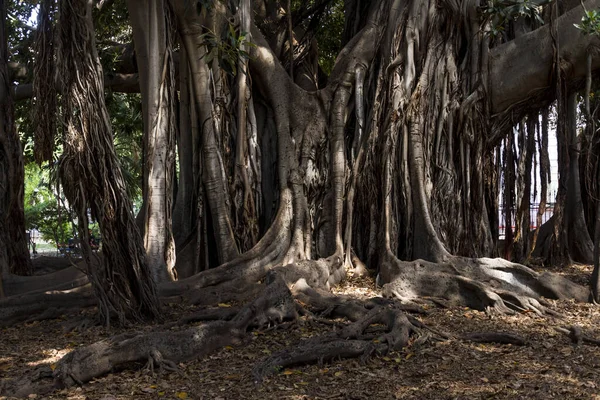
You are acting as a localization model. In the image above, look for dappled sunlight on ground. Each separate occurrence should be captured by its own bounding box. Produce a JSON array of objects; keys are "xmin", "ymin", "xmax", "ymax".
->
[{"xmin": 2, "ymin": 266, "xmax": 600, "ymax": 399}]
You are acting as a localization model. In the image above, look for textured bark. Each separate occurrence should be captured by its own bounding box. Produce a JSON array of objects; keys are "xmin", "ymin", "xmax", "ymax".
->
[
  {"xmin": 489, "ymin": 0, "xmax": 600, "ymax": 117},
  {"xmin": 32, "ymin": 0, "xmax": 56, "ymax": 165},
  {"xmin": 378, "ymin": 255, "xmax": 587, "ymax": 313},
  {"xmin": 56, "ymin": 0, "xmax": 160, "ymax": 325},
  {"xmin": 0, "ymin": 0, "xmax": 31, "ymax": 277},
  {"xmin": 6, "ymin": 2, "xmax": 600, "ymax": 395},
  {"xmin": 592, "ymin": 199, "xmax": 600, "ymax": 301},
  {"xmin": 172, "ymin": 2, "xmax": 240, "ymax": 264},
  {"xmin": 564, "ymin": 93, "xmax": 594, "ymax": 263},
  {"xmin": 172, "ymin": 45, "xmax": 197, "ymax": 248},
  {"xmin": 127, "ymin": 0, "xmax": 177, "ymax": 283},
  {"xmin": 513, "ymin": 118, "xmax": 534, "ymax": 262},
  {"xmin": 532, "ymin": 93, "xmax": 594, "ymax": 264}
]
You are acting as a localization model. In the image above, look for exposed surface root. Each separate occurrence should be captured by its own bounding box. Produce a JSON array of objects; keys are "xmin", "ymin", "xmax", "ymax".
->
[
  {"xmin": 460, "ymin": 332, "xmax": 526, "ymax": 345},
  {"xmin": 144, "ymin": 349, "xmax": 179, "ymax": 374},
  {"xmin": 3, "ymin": 265, "xmax": 89, "ymax": 297},
  {"xmin": 378, "ymin": 254, "xmax": 589, "ymax": 314},
  {"xmin": 253, "ymin": 339, "xmax": 388, "ymax": 381},
  {"xmin": 1, "ymin": 274, "xmax": 296, "ymax": 397},
  {"xmin": 0, "ymin": 286, "xmax": 95, "ymax": 326},
  {"xmin": 1, "ymin": 254, "xmax": 538, "ymax": 398},
  {"xmin": 555, "ymin": 325, "xmax": 600, "ymax": 346}
]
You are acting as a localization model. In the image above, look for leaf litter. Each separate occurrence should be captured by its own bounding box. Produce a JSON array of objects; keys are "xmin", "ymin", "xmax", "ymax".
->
[{"xmin": 1, "ymin": 264, "xmax": 600, "ymax": 399}]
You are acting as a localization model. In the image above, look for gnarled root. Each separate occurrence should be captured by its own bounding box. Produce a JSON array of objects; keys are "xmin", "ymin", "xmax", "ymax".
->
[
  {"xmin": 1, "ymin": 274, "xmax": 297, "ymax": 397},
  {"xmin": 144, "ymin": 349, "xmax": 178, "ymax": 374},
  {"xmin": 378, "ymin": 254, "xmax": 588, "ymax": 314}
]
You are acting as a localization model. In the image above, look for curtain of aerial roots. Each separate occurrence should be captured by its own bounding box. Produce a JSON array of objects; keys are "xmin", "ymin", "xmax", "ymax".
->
[
  {"xmin": 32, "ymin": 0, "xmax": 56, "ymax": 165},
  {"xmin": 56, "ymin": 0, "xmax": 159, "ymax": 325},
  {"xmin": 233, "ymin": 0, "xmax": 260, "ymax": 253},
  {"xmin": 353, "ymin": 1, "xmax": 492, "ymax": 266},
  {"xmin": 512, "ymin": 116, "xmax": 535, "ymax": 262},
  {"xmin": 530, "ymin": 109, "xmax": 550, "ymax": 258}
]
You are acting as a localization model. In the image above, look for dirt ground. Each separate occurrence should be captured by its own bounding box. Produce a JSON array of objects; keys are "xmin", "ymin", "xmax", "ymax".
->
[{"xmin": 2, "ymin": 263, "xmax": 600, "ymax": 400}]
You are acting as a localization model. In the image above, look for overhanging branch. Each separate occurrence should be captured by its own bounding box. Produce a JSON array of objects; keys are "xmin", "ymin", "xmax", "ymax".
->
[
  {"xmin": 12, "ymin": 73, "xmax": 140, "ymax": 101},
  {"xmin": 489, "ymin": 0, "xmax": 600, "ymax": 115}
]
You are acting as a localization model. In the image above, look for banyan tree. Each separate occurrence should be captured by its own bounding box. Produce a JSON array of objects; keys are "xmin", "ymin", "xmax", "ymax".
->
[{"xmin": 1, "ymin": 0, "xmax": 600, "ymax": 396}]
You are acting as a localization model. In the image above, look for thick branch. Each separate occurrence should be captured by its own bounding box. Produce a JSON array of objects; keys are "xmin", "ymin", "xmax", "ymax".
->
[
  {"xmin": 12, "ymin": 73, "xmax": 140, "ymax": 101},
  {"xmin": 490, "ymin": 0, "xmax": 600, "ymax": 115}
]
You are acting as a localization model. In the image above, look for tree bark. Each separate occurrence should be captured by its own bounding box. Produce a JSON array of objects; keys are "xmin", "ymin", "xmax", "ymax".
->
[
  {"xmin": 490, "ymin": 0, "xmax": 600, "ymax": 132},
  {"xmin": 591, "ymin": 198, "xmax": 600, "ymax": 301},
  {"xmin": 0, "ymin": 0, "xmax": 31, "ymax": 277},
  {"xmin": 56, "ymin": 0, "xmax": 160, "ymax": 325},
  {"xmin": 126, "ymin": 0, "xmax": 177, "ymax": 283}
]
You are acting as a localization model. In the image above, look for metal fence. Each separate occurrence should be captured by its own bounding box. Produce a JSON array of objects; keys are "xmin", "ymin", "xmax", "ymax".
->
[{"xmin": 498, "ymin": 203, "xmax": 554, "ymax": 240}]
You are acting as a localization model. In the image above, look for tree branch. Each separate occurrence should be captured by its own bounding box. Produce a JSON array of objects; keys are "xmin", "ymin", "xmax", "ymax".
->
[
  {"xmin": 489, "ymin": 0, "xmax": 600, "ymax": 115},
  {"xmin": 12, "ymin": 73, "xmax": 140, "ymax": 101}
]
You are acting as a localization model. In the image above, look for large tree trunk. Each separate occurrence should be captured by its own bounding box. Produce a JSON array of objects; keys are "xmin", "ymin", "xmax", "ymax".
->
[
  {"xmin": 5, "ymin": 1, "xmax": 600, "ymax": 395},
  {"xmin": 172, "ymin": 45, "xmax": 197, "ymax": 248},
  {"xmin": 0, "ymin": 0, "xmax": 31, "ymax": 278},
  {"xmin": 126, "ymin": 0, "xmax": 177, "ymax": 283},
  {"xmin": 56, "ymin": 0, "xmax": 160, "ymax": 325},
  {"xmin": 564, "ymin": 92, "xmax": 594, "ymax": 263},
  {"xmin": 532, "ymin": 93, "xmax": 594, "ymax": 264},
  {"xmin": 173, "ymin": 2, "xmax": 240, "ymax": 265}
]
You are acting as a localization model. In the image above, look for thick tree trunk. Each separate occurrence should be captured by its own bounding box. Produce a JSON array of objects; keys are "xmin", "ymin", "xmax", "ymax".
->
[
  {"xmin": 532, "ymin": 93, "xmax": 594, "ymax": 264},
  {"xmin": 592, "ymin": 198, "xmax": 600, "ymax": 301},
  {"xmin": 127, "ymin": 0, "xmax": 177, "ymax": 283},
  {"xmin": 56, "ymin": 0, "xmax": 160, "ymax": 325},
  {"xmin": 172, "ymin": 45, "xmax": 197, "ymax": 248},
  {"xmin": 6, "ymin": 2, "xmax": 600, "ymax": 396},
  {"xmin": 0, "ymin": 0, "xmax": 31, "ymax": 278},
  {"xmin": 172, "ymin": 3, "xmax": 240, "ymax": 265},
  {"xmin": 489, "ymin": 0, "xmax": 600, "ymax": 120},
  {"xmin": 565, "ymin": 92, "xmax": 594, "ymax": 263}
]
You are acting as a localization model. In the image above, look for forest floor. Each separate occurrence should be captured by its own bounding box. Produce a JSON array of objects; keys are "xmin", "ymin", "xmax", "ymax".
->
[{"xmin": 2, "ymin": 260, "xmax": 600, "ymax": 399}]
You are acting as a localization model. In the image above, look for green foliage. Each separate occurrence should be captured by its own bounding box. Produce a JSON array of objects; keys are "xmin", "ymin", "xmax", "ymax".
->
[
  {"xmin": 105, "ymin": 92, "xmax": 144, "ymax": 209},
  {"xmin": 313, "ymin": 0, "xmax": 344, "ymax": 75},
  {"xmin": 6, "ymin": 0, "xmax": 36, "ymax": 80},
  {"xmin": 24, "ymin": 162, "xmax": 73, "ymax": 245},
  {"xmin": 93, "ymin": 0, "xmax": 131, "ymax": 46},
  {"xmin": 574, "ymin": 9, "xmax": 600, "ymax": 36},
  {"xmin": 200, "ymin": 24, "xmax": 254, "ymax": 76},
  {"xmin": 482, "ymin": 0, "xmax": 550, "ymax": 38}
]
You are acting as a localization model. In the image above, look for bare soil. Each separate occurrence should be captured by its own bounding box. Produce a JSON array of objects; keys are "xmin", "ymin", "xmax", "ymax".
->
[{"xmin": 2, "ymin": 264, "xmax": 600, "ymax": 400}]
